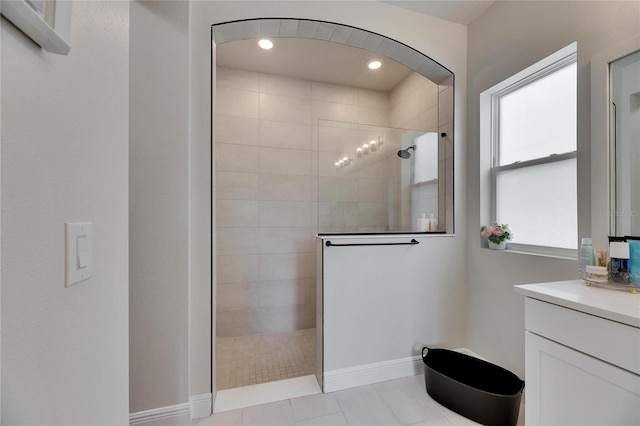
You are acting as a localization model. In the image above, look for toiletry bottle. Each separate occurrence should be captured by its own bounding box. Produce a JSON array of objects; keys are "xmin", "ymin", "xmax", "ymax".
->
[
  {"xmin": 594, "ymin": 248, "xmax": 608, "ymax": 267},
  {"xmin": 626, "ymin": 237, "xmax": 640, "ymax": 286},
  {"xmin": 579, "ymin": 237, "xmax": 594, "ymax": 280},
  {"xmin": 609, "ymin": 241, "xmax": 630, "ymax": 283},
  {"xmin": 417, "ymin": 213, "xmax": 428, "ymax": 232},
  {"xmin": 428, "ymin": 213, "xmax": 437, "ymax": 232}
]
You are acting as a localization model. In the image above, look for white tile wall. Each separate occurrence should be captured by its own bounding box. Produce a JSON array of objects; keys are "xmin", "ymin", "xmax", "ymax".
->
[
  {"xmin": 216, "ymin": 115, "xmax": 260, "ymax": 145},
  {"xmin": 217, "ymin": 200, "xmax": 260, "ymax": 227},
  {"xmin": 259, "ymin": 174, "xmax": 313, "ymax": 201},
  {"xmin": 217, "ymin": 67, "xmax": 260, "ymax": 91},
  {"xmin": 312, "ymin": 81, "xmax": 359, "ymax": 104},
  {"xmin": 358, "ymin": 88, "xmax": 391, "ymax": 109},
  {"xmin": 217, "ymin": 254, "xmax": 260, "ymax": 284},
  {"xmin": 357, "ymin": 105, "xmax": 390, "ymax": 126},
  {"xmin": 261, "ymin": 73, "xmax": 312, "ymax": 98},
  {"xmin": 260, "ymin": 120, "xmax": 312, "ymax": 150},
  {"xmin": 258, "ymin": 227, "xmax": 316, "ymax": 254},
  {"xmin": 258, "ymin": 201, "xmax": 313, "ymax": 227},
  {"xmin": 259, "ymin": 253, "xmax": 315, "ymax": 281},
  {"xmin": 217, "ymin": 172, "xmax": 259, "ymax": 200},
  {"xmin": 217, "ymin": 227, "xmax": 259, "ymax": 256},
  {"xmin": 259, "ymin": 147, "xmax": 313, "ymax": 176},
  {"xmin": 217, "ymin": 282, "xmax": 260, "ymax": 312},
  {"xmin": 218, "ymin": 86, "xmax": 260, "ymax": 118},
  {"xmin": 312, "ymin": 100, "xmax": 359, "ymax": 124},
  {"xmin": 260, "ymin": 93, "xmax": 312, "ymax": 124},
  {"xmin": 358, "ymin": 178, "xmax": 388, "ymax": 202},
  {"xmin": 217, "ymin": 143, "xmax": 260, "ymax": 172}
]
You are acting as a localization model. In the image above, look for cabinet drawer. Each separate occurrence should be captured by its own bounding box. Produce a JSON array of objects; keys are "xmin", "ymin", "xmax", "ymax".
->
[{"xmin": 525, "ymin": 298, "xmax": 640, "ymax": 375}]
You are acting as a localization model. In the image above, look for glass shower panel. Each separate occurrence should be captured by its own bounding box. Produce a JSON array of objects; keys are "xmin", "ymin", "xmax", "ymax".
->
[{"xmin": 318, "ymin": 120, "xmax": 442, "ymax": 234}]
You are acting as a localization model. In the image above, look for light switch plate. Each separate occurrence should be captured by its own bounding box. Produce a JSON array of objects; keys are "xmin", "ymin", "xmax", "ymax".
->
[{"xmin": 65, "ymin": 222, "xmax": 92, "ymax": 287}]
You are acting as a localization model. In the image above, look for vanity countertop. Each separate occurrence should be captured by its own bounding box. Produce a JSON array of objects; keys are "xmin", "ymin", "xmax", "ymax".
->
[{"xmin": 514, "ymin": 280, "xmax": 640, "ymax": 328}]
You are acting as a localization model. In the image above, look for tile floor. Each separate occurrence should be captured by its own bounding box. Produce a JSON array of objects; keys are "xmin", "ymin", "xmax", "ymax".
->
[
  {"xmin": 216, "ymin": 329, "xmax": 316, "ymax": 390},
  {"xmin": 195, "ymin": 374, "xmax": 526, "ymax": 426}
]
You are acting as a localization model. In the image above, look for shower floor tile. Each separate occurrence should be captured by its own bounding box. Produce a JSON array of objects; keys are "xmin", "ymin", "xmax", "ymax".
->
[{"xmin": 216, "ymin": 328, "xmax": 316, "ymax": 390}]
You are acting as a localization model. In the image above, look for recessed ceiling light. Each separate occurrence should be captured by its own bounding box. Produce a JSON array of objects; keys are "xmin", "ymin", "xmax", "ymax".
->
[
  {"xmin": 367, "ymin": 59, "xmax": 382, "ymax": 70},
  {"xmin": 258, "ymin": 39, "xmax": 273, "ymax": 50}
]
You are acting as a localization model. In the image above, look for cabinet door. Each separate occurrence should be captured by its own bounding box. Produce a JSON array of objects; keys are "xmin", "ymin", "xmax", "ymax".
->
[{"xmin": 526, "ymin": 331, "xmax": 640, "ymax": 425}]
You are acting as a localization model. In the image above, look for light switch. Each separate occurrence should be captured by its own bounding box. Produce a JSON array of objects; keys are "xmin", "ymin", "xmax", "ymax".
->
[
  {"xmin": 65, "ymin": 222, "xmax": 92, "ymax": 287},
  {"xmin": 77, "ymin": 235, "xmax": 88, "ymax": 269}
]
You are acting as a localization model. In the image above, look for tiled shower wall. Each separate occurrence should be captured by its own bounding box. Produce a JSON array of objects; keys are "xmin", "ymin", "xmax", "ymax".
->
[{"xmin": 215, "ymin": 67, "xmax": 391, "ymax": 337}]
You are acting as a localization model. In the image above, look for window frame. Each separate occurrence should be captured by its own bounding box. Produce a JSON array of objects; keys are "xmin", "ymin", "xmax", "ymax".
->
[{"xmin": 481, "ymin": 43, "xmax": 578, "ymax": 258}]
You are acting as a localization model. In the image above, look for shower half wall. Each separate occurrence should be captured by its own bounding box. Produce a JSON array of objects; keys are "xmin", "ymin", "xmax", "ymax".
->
[{"xmin": 215, "ymin": 65, "xmax": 444, "ymax": 389}]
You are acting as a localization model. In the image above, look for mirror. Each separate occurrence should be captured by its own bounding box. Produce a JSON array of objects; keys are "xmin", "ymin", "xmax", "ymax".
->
[
  {"xmin": 213, "ymin": 19, "xmax": 454, "ymax": 234},
  {"xmin": 609, "ymin": 49, "xmax": 640, "ymax": 237}
]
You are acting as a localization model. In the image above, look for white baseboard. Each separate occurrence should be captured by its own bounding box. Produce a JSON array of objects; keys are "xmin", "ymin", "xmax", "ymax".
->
[
  {"xmin": 191, "ymin": 393, "xmax": 212, "ymax": 419},
  {"xmin": 322, "ymin": 348, "xmax": 484, "ymax": 394},
  {"xmin": 129, "ymin": 402, "xmax": 191, "ymax": 426},
  {"xmin": 452, "ymin": 347, "xmax": 486, "ymax": 360},
  {"xmin": 129, "ymin": 393, "xmax": 212, "ymax": 425},
  {"xmin": 323, "ymin": 355, "xmax": 423, "ymax": 393}
]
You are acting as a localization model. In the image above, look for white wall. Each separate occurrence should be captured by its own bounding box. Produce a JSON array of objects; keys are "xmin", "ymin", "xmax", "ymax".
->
[
  {"xmin": 189, "ymin": 4, "xmax": 214, "ymax": 405},
  {"xmin": 1, "ymin": 1, "xmax": 130, "ymax": 423},
  {"xmin": 321, "ymin": 234, "xmax": 467, "ymax": 385},
  {"xmin": 129, "ymin": 0, "xmax": 192, "ymax": 417},
  {"xmin": 129, "ymin": 0, "xmax": 213, "ymax": 417},
  {"xmin": 466, "ymin": 0, "xmax": 640, "ymax": 378}
]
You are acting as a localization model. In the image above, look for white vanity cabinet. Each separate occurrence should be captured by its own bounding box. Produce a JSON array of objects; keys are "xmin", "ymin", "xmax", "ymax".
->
[{"xmin": 515, "ymin": 281, "xmax": 640, "ymax": 425}]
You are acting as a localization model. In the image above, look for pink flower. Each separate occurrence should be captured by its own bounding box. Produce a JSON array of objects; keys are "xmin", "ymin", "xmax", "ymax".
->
[
  {"xmin": 492, "ymin": 227, "xmax": 504, "ymax": 237},
  {"xmin": 480, "ymin": 227, "xmax": 493, "ymax": 238}
]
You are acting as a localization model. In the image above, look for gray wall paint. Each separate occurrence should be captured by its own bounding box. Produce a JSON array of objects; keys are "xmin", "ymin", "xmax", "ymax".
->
[
  {"xmin": 129, "ymin": 0, "xmax": 191, "ymax": 413},
  {"xmin": 466, "ymin": 0, "xmax": 640, "ymax": 378},
  {"xmin": 1, "ymin": 1, "xmax": 130, "ymax": 423},
  {"xmin": 189, "ymin": 5, "xmax": 214, "ymax": 401},
  {"xmin": 129, "ymin": 0, "xmax": 213, "ymax": 413}
]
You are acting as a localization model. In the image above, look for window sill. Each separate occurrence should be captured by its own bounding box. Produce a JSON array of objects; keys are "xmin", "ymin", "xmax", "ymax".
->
[{"xmin": 483, "ymin": 243, "xmax": 577, "ymax": 260}]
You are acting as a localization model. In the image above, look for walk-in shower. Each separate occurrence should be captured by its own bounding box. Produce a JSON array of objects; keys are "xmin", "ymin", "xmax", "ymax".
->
[{"xmin": 213, "ymin": 18, "xmax": 455, "ymax": 392}]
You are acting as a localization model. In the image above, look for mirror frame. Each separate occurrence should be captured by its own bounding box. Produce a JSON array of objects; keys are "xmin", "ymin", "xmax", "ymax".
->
[{"xmin": 591, "ymin": 35, "xmax": 640, "ymax": 247}]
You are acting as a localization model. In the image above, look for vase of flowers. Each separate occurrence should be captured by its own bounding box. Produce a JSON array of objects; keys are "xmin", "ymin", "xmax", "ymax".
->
[{"xmin": 481, "ymin": 223, "xmax": 512, "ymax": 250}]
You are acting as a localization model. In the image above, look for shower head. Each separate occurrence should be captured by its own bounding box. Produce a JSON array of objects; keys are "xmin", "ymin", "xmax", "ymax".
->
[{"xmin": 397, "ymin": 145, "xmax": 416, "ymax": 159}]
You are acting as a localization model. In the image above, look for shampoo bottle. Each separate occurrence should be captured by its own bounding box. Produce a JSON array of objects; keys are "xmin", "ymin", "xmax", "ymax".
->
[{"xmin": 417, "ymin": 213, "xmax": 428, "ymax": 232}]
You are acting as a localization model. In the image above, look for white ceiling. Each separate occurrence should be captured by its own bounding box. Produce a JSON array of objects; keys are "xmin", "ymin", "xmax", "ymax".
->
[
  {"xmin": 217, "ymin": 38, "xmax": 414, "ymax": 92},
  {"xmin": 381, "ymin": 1, "xmax": 495, "ymax": 25},
  {"xmin": 216, "ymin": 2, "xmax": 493, "ymax": 92}
]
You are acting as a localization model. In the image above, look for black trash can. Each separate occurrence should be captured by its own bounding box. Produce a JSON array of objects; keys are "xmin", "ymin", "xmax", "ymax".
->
[{"xmin": 422, "ymin": 347, "xmax": 524, "ymax": 426}]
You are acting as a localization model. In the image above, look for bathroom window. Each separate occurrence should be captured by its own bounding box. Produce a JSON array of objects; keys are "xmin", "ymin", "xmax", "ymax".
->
[
  {"xmin": 413, "ymin": 132, "xmax": 438, "ymax": 184},
  {"xmin": 481, "ymin": 43, "xmax": 578, "ymax": 256}
]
